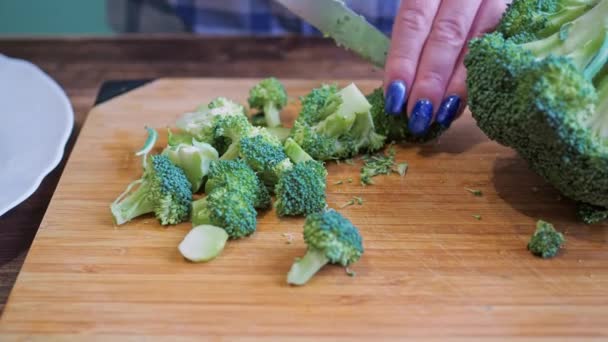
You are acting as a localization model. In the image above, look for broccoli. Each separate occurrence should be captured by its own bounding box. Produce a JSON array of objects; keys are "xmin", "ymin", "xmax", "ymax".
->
[
  {"xmin": 465, "ymin": 0, "xmax": 608, "ymax": 219},
  {"xmin": 366, "ymin": 87, "xmax": 447, "ymax": 143},
  {"xmin": 250, "ymin": 112, "xmax": 267, "ymax": 127},
  {"xmin": 528, "ymin": 220, "xmax": 565, "ymax": 258},
  {"xmin": 179, "ymin": 225, "xmax": 229, "ymax": 262},
  {"xmin": 290, "ymin": 83, "xmax": 386, "ymax": 161},
  {"xmin": 111, "ymin": 154, "xmax": 192, "ymax": 226},
  {"xmin": 577, "ymin": 202, "xmax": 608, "ymax": 224},
  {"xmin": 287, "ymin": 209, "xmax": 364, "ymax": 285},
  {"xmin": 162, "ymin": 133, "xmax": 219, "ymax": 193},
  {"xmin": 248, "ymin": 77, "xmax": 288, "ymax": 128},
  {"xmin": 191, "ymin": 188, "xmax": 257, "ymax": 239},
  {"xmin": 238, "ymin": 130, "xmax": 293, "ymax": 187},
  {"xmin": 176, "ymin": 97, "xmax": 247, "ymax": 153},
  {"xmin": 204, "ymin": 159, "xmax": 271, "ymax": 210},
  {"xmin": 274, "ymin": 138, "xmax": 328, "ymax": 217}
]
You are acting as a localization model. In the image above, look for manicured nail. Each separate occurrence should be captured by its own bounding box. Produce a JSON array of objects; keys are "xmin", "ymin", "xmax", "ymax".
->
[
  {"xmin": 435, "ymin": 95, "xmax": 461, "ymax": 128},
  {"xmin": 385, "ymin": 80, "xmax": 407, "ymax": 116},
  {"xmin": 408, "ymin": 99, "xmax": 433, "ymax": 136}
]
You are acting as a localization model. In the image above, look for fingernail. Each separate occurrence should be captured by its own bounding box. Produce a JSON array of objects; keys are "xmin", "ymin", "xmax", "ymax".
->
[
  {"xmin": 408, "ymin": 99, "xmax": 433, "ymax": 136},
  {"xmin": 435, "ymin": 95, "xmax": 461, "ymax": 128},
  {"xmin": 385, "ymin": 80, "xmax": 407, "ymax": 116}
]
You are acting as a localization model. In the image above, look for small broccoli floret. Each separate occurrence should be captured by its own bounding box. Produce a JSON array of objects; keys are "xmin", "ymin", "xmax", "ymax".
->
[
  {"xmin": 465, "ymin": 0, "xmax": 608, "ymax": 213},
  {"xmin": 191, "ymin": 188, "xmax": 257, "ymax": 239},
  {"xmin": 238, "ymin": 131, "xmax": 293, "ymax": 187},
  {"xmin": 248, "ymin": 77, "xmax": 288, "ymax": 128},
  {"xmin": 366, "ymin": 87, "xmax": 446, "ymax": 143},
  {"xmin": 577, "ymin": 202, "xmax": 608, "ymax": 224},
  {"xmin": 290, "ymin": 83, "xmax": 387, "ymax": 160},
  {"xmin": 176, "ymin": 97, "xmax": 247, "ymax": 153},
  {"xmin": 287, "ymin": 209, "xmax": 364, "ymax": 285},
  {"xmin": 204, "ymin": 159, "xmax": 271, "ymax": 210},
  {"xmin": 162, "ymin": 136, "xmax": 219, "ymax": 193},
  {"xmin": 111, "ymin": 154, "xmax": 192, "ymax": 226},
  {"xmin": 275, "ymin": 160, "xmax": 328, "ymax": 217},
  {"xmin": 527, "ymin": 220, "xmax": 565, "ymax": 258},
  {"xmin": 250, "ymin": 112, "xmax": 267, "ymax": 127}
]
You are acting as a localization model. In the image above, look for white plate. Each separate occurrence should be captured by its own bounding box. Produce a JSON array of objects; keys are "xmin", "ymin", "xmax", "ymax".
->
[{"xmin": 0, "ymin": 54, "xmax": 74, "ymax": 217}]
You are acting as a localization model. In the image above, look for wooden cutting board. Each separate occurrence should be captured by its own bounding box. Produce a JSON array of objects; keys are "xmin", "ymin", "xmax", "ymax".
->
[{"xmin": 1, "ymin": 78, "xmax": 607, "ymax": 340}]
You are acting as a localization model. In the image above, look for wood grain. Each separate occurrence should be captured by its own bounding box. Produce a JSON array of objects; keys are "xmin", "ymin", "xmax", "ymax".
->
[
  {"xmin": 0, "ymin": 78, "xmax": 607, "ymax": 339},
  {"xmin": 0, "ymin": 36, "xmax": 378, "ymax": 314}
]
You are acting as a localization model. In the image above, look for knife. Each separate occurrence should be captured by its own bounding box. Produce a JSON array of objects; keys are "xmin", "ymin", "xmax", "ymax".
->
[{"xmin": 274, "ymin": 0, "xmax": 391, "ymax": 68}]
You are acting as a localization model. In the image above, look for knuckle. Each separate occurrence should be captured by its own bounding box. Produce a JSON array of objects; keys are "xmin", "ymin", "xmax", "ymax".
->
[
  {"xmin": 398, "ymin": 7, "xmax": 430, "ymax": 32},
  {"xmin": 429, "ymin": 16, "xmax": 469, "ymax": 47},
  {"xmin": 419, "ymin": 70, "xmax": 446, "ymax": 91}
]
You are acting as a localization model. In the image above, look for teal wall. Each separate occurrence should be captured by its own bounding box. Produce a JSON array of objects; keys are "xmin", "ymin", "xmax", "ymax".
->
[{"xmin": 0, "ymin": 0, "xmax": 112, "ymax": 36}]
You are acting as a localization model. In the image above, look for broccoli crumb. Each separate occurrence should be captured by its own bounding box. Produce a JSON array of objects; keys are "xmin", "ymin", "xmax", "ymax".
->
[
  {"xmin": 465, "ymin": 188, "xmax": 483, "ymax": 197},
  {"xmin": 528, "ymin": 220, "xmax": 565, "ymax": 259},
  {"xmin": 345, "ymin": 268, "xmax": 357, "ymax": 277},
  {"xmin": 334, "ymin": 180, "xmax": 344, "ymax": 185},
  {"xmin": 282, "ymin": 233, "xmax": 295, "ymax": 244},
  {"xmin": 360, "ymin": 144, "xmax": 397, "ymax": 185},
  {"xmin": 340, "ymin": 196, "xmax": 364, "ymax": 208},
  {"xmin": 472, "ymin": 215, "xmax": 482, "ymax": 220},
  {"xmin": 344, "ymin": 159, "xmax": 355, "ymax": 165},
  {"xmin": 397, "ymin": 162, "xmax": 408, "ymax": 177}
]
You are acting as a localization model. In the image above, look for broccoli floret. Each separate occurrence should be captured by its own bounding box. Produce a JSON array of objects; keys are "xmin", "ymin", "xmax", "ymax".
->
[
  {"xmin": 111, "ymin": 154, "xmax": 192, "ymax": 226},
  {"xmin": 290, "ymin": 83, "xmax": 386, "ymax": 160},
  {"xmin": 528, "ymin": 220, "xmax": 565, "ymax": 258},
  {"xmin": 577, "ymin": 202, "xmax": 608, "ymax": 224},
  {"xmin": 287, "ymin": 209, "xmax": 364, "ymax": 285},
  {"xmin": 248, "ymin": 77, "xmax": 288, "ymax": 128},
  {"xmin": 238, "ymin": 131, "xmax": 293, "ymax": 187},
  {"xmin": 366, "ymin": 87, "xmax": 446, "ymax": 143},
  {"xmin": 250, "ymin": 112, "xmax": 267, "ymax": 127},
  {"xmin": 176, "ymin": 97, "xmax": 247, "ymax": 153},
  {"xmin": 191, "ymin": 188, "xmax": 257, "ymax": 239},
  {"xmin": 465, "ymin": 0, "xmax": 608, "ymax": 214},
  {"xmin": 204, "ymin": 159, "xmax": 271, "ymax": 210},
  {"xmin": 162, "ymin": 134, "xmax": 219, "ymax": 193}
]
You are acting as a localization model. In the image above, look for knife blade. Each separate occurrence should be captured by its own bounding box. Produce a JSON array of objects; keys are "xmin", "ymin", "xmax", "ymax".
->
[{"xmin": 274, "ymin": 0, "xmax": 391, "ymax": 68}]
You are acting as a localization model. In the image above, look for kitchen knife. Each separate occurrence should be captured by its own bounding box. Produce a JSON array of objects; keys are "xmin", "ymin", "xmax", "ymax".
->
[{"xmin": 274, "ymin": 0, "xmax": 391, "ymax": 68}]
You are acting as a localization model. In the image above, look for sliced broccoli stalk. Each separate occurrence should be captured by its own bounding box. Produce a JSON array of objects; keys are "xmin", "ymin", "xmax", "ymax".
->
[
  {"xmin": 248, "ymin": 77, "xmax": 288, "ymax": 128},
  {"xmin": 284, "ymin": 137, "xmax": 313, "ymax": 163},
  {"xmin": 287, "ymin": 209, "xmax": 363, "ymax": 286},
  {"xmin": 162, "ymin": 139, "xmax": 219, "ymax": 192},
  {"xmin": 179, "ymin": 225, "xmax": 229, "ymax": 262}
]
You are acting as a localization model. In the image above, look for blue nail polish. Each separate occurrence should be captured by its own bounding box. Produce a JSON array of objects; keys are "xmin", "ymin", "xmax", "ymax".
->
[
  {"xmin": 436, "ymin": 95, "xmax": 461, "ymax": 128},
  {"xmin": 408, "ymin": 99, "xmax": 433, "ymax": 136},
  {"xmin": 385, "ymin": 80, "xmax": 407, "ymax": 116}
]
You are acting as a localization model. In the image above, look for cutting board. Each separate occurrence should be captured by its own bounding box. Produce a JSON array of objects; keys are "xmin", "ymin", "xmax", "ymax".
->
[{"xmin": 1, "ymin": 78, "xmax": 608, "ymax": 340}]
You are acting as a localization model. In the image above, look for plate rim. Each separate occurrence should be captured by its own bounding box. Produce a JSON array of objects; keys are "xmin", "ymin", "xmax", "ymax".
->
[{"xmin": 0, "ymin": 54, "xmax": 74, "ymax": 217}]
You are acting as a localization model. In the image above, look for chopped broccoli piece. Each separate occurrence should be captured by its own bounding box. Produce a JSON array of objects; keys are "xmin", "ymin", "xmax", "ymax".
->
[
  {"xmin": 340, "ymin": 196, "xmax": 364, "ymax": 209},
  {"xmin": 366, "ymin": 87, "xmax": 446, "ymax": 143},
  {"xmin": 204, "ymin": 159, "xmax": 271, "ymax": 210},
  {"xmin": 239, "ymin": 131, "xmax": 293, "ymax": 187},
  {"xmin": 283, "ymin": 137, "xmax": 313, "ymax": 163},
  {"xmin": 527, "ymin": 220, "xmax": 565, "ymax": 258},
  {"xmin": 248, "ymin": 77, "xmax": 288, "ymax": 128},
  {"xmin": 162, "ymin": 138, "xmax": 219, "ymax": 193},
  {"xmin": 465, "ymin": 188, "xmax": 483, "ymax": 197},
  {"xmin": 360, "ymin": 145, "xmax": 397, "ymax": 185},
  {"xmin": 576, "ymin": 202, "xmax": 608, "ymax": 224},
  {"xmin": 274, "ymin": 160, "xmax": 328, "ymax": 216},
  {"xmin": 465, "ymin": 0, "xmax": 608, "ymax": 215},
  {"xmin": 397, "ymin": 162, "xmax": 409, "ymax": 177},
  {"xmin": 111, "ymin": 154, "xmax": 192, "ymax": 226},
  {"xmin": 472, "ymin": 214, "xmax": 482, "ymax": 220},
  {"xmin": 191, "ymin": 188, "xmax": 257, "ymax": 239},
  {"xmin": 178, "ymin": 225, "xmax": 229, "ymax": 262},
  {"xmin": 287, "ymin": 209, "xmax": 364, "ymax": 285},
  {"xmin": 290, "ymin": 83, "xmax": 386, "ymax": 160},
  {"xmin": 250, "ymin": 112, "xmax": 267, "ymax": 127}
]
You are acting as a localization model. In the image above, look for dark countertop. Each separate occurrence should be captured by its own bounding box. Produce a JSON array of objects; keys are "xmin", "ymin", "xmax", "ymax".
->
[{"xmin": 0, "ymin": 35, "xmax": 381, "ymax": 312}]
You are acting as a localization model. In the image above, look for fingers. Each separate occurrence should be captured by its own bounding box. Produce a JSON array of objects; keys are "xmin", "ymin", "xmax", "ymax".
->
[
  {"xmin": 406, "ymin": 0, "xmax": 484, "ymax": 135},
  {"xmin": 440, "ymin": 0, "xmax": 510, "ymax": 127},
  {"xmin": 383, "ymin": 0, "xmax": 442, "ymax": 116}
]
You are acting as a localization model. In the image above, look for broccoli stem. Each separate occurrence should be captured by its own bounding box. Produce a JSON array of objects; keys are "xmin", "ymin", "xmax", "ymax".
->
[
  {"xmin": 220, "ymin": 142, "xmax": 240, "ymax": 160},
  {"xmin": 263, "ymin": 102, "xmax": 282, "ymax": 128},
  {"xmin": 524, "ymin": 0, "xmax": 608, "ymax": 75},
  {"xmin": 591, "ymin": 67, "xmax": 608, "ymax": 138},
  {"xmin": 284, "ymin": 138, "xmax": 313, "ymax": 163},
  {"xmin": 287, "ymin": 248, "xmax": 329, "ymax": 286},
  {"xmin": 191, "ymin": 198, "xmax": 212, "ymax": 226},
  {"xmin": 539, "ymin": 0, "xmax": 601, "ymax": 38},
  {"xmin": 110, "ymin": 180, "xmax": 155, "ymax": 225}
]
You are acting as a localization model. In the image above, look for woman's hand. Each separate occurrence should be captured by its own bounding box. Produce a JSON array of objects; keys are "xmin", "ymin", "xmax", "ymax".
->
[{"xmin": 384, "ymin": 0, "xmax": 509, "ymax": 135}]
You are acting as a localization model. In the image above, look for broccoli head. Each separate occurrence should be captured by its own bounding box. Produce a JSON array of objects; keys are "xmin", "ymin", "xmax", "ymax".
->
[
  {"xmin": 275, "ymin": 160, "xmax": 328, "ymax": 217},
  {"xmin": 238, "ymin": 130, "xmax": 293, "ymax": 187},
  {"xmin": 290, "ymin": 83, "xmax": 386, "ymax": 160},
  {"xmin": 204, "ymin": 159, "xmax": 271, "ymax": 210},
  {"xmin": 287, "ymin": 209, "xmax": 364, "ymax": 285},
  {"xmin": 465, "ymin": 0, "xmax": 608, "ymax": 217},
  {"xmin": 248, "ymin": 77, "xmax": 288, "ymax": 128},
  {"xmin": 528, "ymin": 220, "xmax": 565, "ymax": 258},
  {"xmin": 111, "ymin": 154, "xmax": 192, "ymax": 226},
  {"xmin": 162, "ymin": 133, "xmax": 219, "ymax": 193},
  {"xmin": 191, "ymin": 188, "xmax": 257, "ymax": 239},
  {"xmin": 577, "ymin": 202, "xmax": 608, "ymax": 224}
]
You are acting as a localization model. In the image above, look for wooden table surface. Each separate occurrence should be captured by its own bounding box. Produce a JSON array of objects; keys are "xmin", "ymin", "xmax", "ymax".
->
[{"xmin": 0, "ymin": 36, "xmax": 381, "ymax": 314}]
